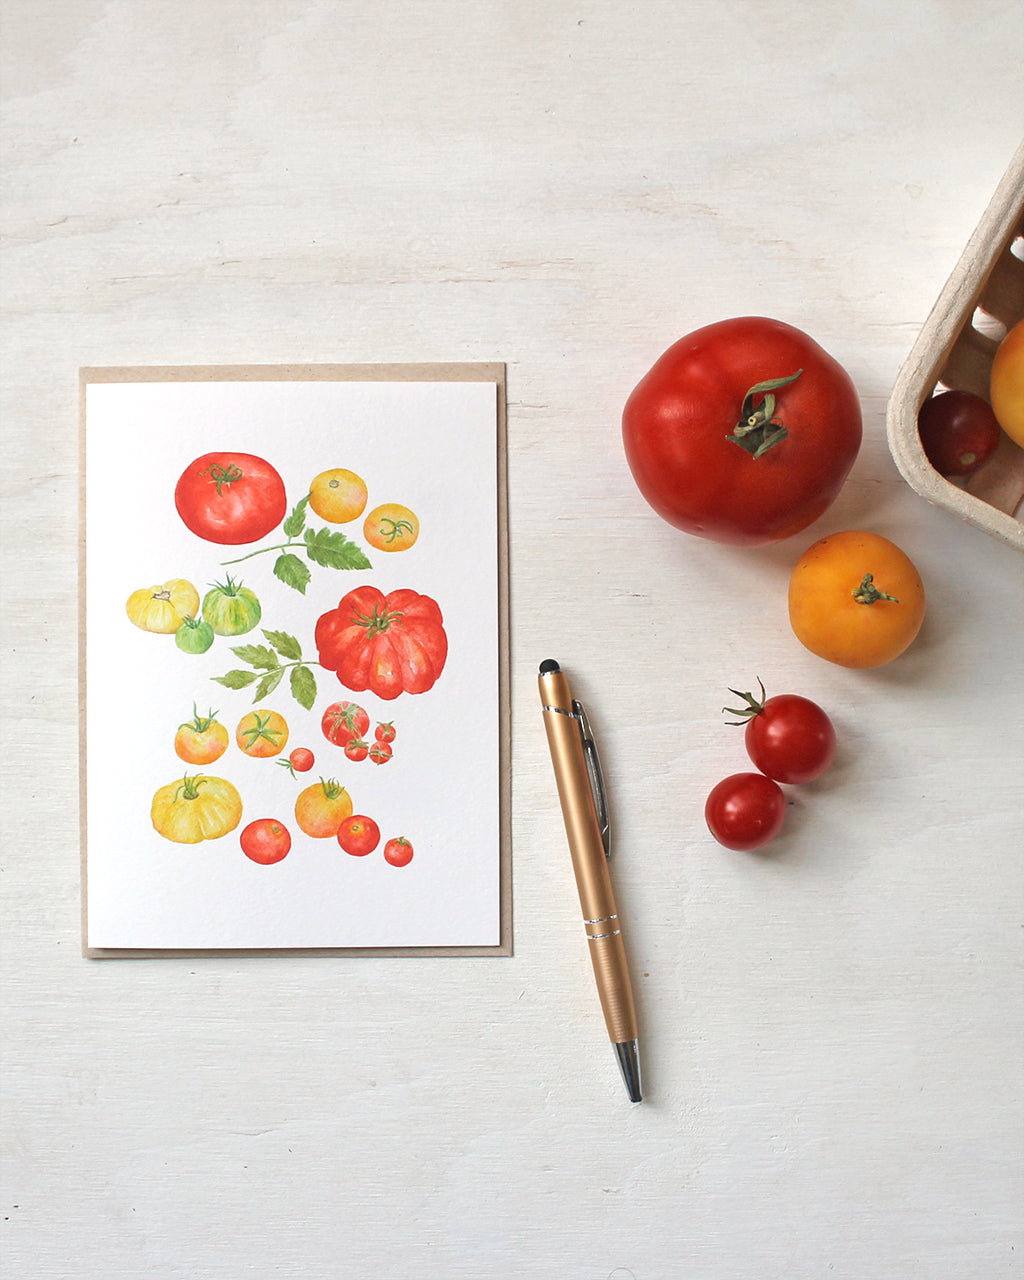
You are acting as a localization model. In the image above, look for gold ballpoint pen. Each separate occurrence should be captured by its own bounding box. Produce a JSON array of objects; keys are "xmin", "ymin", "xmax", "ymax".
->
[{"xmin": 538, "ymin": 659, "xmax": 642, "ymax": 1102}]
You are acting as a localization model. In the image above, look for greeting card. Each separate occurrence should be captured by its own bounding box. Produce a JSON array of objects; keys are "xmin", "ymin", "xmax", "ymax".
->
[{"xmin": 80, "ymin": 365, "xmax": 509, "ymax": 956}]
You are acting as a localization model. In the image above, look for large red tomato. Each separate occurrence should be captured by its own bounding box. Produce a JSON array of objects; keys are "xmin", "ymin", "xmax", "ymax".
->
[
  {"xmin": 622, "ymin": 317, "xmax": 862, "ymax": 545},
  {"xmin": 315, "ymin": 586, "xmax": 448, "ymax": 700},
  {"xmin": 174, "ymin": 452, "xmax": 287, "ymax": 545}
]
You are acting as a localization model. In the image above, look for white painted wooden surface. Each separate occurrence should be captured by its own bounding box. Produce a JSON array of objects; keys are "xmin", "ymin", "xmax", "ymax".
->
[{"xmin": 3, "ymin": 3, "xmax": 1022, "ymax": 1277}]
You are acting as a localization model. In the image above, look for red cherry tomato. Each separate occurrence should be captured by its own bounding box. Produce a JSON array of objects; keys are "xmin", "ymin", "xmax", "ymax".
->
[
  {"xmin": 321, "ymin": 701, "xmax": 369, "ymax": 748},
  {"xmin": 368, "ymin": 741, "xmax": 393, "ymax": 765},
  {"xmin": 622, "ymin": 317, "xmax": 861, "ymax": 546},
  {"xmin": 383, "ymin": 836, "xmax": 414, "ymax": 867},
  {"xmin": 239, "ymin": 818, "xmax": 292, "ymax": 864},
  {"xmin": 344, "ymin": 738, "xmax": 369, "ymax": 762},
  {"xmin": 174, "ymin": 452, "xmax": 287, "ymax": 545},
  {"xmin": 724, "ymin": 682, "xmax": 836, "ymax": 784},
  {"xmin": 917, "ymin": 390, "xmax": 1002, "ymax": 477},
  {"xmin": 375, "ymin": 721, "xmax": 396, "ymax": 744},
  {"xmin": 337, "ymin": 815, "xmax": 381, "ymax": 857},
  {"xmin": 705, "ymin": 773, "xmax": 786, "ymax": 851}
]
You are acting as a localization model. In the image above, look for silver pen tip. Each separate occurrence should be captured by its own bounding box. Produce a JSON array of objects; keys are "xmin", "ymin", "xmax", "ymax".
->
[{"xmin": 614, "ymin": 1040, "xmax": 642, "ymax": 1103}]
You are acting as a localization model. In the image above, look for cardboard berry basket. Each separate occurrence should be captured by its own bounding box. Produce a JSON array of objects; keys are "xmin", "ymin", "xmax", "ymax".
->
[{"xmin": 887, "ymin": 141, "xmax": 1024, "ymax": 553}]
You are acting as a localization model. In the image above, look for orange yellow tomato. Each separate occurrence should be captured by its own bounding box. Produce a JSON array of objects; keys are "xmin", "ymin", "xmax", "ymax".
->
[
  {"xmin": 175, "ymin": 707, "xmax": 229, "ymax": 765},
  {"xmin": 236, "ymin": 709, "xmax": 289, "ymax": 758},
  {"xmin": 309, "ymin": 468, "xmax": 368, "ymax": 524},
  {"xmin": 788, "ymin": 530, "xmax": 926, "ymax": 669},
  {"xmin": 990, "ymin": 319, "xmax": 1024, "ymax": 447},
  {"xmin": 294, "ymin": 778, "xmax": 353, "ymax": 838},
  {"xmin": 363, "ymin": 503, "xmax": 419, "ymax": 552}
]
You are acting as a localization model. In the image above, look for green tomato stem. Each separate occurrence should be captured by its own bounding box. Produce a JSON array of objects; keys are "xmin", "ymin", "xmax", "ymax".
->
[{"xmin": 852, "ymin": 573, "xmax": 899, "ymax": 604}]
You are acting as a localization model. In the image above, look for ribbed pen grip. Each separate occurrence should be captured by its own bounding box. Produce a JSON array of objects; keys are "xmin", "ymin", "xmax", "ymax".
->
[{"xmin": 587, "ymin": 930, "xmax": 638, "ymax": 1044}]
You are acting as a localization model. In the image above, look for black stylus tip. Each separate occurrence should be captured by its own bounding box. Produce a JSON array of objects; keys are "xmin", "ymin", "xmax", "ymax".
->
[{"xmin": 539, "ymin": 659, "xmax": 560, "ymax": 674}]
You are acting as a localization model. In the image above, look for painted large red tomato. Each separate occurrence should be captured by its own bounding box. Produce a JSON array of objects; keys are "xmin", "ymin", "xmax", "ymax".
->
[
  {"xmin": 622, "ymin": 317, "xmax": 862, "ymax": 546},
  {"xmin": 315, "ymin": 586, "xmax": 448, "ymax": 700},
  {"xmin": 174, "ymin": 452, "xmax": 287, "ymax": 545}
]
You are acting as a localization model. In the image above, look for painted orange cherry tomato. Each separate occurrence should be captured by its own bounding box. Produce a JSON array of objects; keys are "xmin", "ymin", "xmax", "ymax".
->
[
  {"xmin": 308, "ymin": 468, "xmax": 368, "ymax": 524},
  {"xmin": 363, "ymin": 503, "xmax": 419, "ymax": 552},
  {"xmin": 236, "ymin": 709, "xmax": 289, "ymax": 758},
  {"xmin": 990, "ymin": 319, "xmax": 1024, "ymax": 447},
  {"xmin": 294, "ymin": 778, "xmax": 353, "ymax": 838},
  {"xmin": 788, "ymin": 530, "xmax": 925, "ymax": 668},
  {"xmin": 175, "ymin": 707, "xmax": 229, "ymax": 765}
]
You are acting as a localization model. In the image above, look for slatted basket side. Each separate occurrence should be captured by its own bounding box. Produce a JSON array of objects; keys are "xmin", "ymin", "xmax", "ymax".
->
[{"xmin": 887, "ymin": 142, "xmax": 1024, "ymax": 552}]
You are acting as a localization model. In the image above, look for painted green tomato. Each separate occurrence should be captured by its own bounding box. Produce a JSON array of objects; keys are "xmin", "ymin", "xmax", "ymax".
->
[
  {"xmin": 202, "ymin": 576, "xmax": 262, "ymax": 636},
  {"xmin": 175, "ymin": 616, "xmax": 215, "ymax": 654}
]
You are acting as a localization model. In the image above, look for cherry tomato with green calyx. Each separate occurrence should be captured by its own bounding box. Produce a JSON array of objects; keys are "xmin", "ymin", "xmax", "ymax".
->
[{"xmin": 724, "ymin": 681, "xmax": 836, "ymax": 784}]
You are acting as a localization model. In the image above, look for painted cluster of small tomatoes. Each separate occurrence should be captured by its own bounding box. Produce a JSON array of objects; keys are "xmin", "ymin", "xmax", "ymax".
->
[
  {"xmin": 704, "ymin": 683, "xmax": 837, "ymax": 852},
  {"xmin": 125, "ymin": 575, "xmax": 261, "ymax": 652},
  {"xmin": 321, "ymin": 700, "xmax": 397, "ymax": 765},
  {"xmin": 163, "ymin": 702, "xmax": 413, "ymax": 868}
]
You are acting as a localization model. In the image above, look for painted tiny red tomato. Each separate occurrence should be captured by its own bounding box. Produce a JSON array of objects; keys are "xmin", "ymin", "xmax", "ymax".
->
[
  {"xmin": 321, "ymin": 700, "xmax": 370, "ymax": 747},
  {"xmin": 337, "ymin": 815, "xmax": 381, "ymax": 857},
  {"xmin": 368, "ymin": 741, "xmax": 393, "ymax": 765},
  {"xmin": 174, "ymin": 452, "xmax": 287, "ymax": 546},
  {"xmin": 705, "ymin": 773, "xmax": 786, "ymax": 852},
  {"xmin": 240, "ymin": 818, "xmax": 292, "ymax": 864},
  {"xmin": 374, "ymin": 721, "xmax": 396, "ymax": 744},
  {"xmin": 917, "ymin": 390, "xmax": 1002, "ymax": 477},
  {"xmin": 383, "ymin": 836, "xmax": 414, "ymax": 867},
  {"xmin": 725, "ymin": 682, "xmax": 836, "ymax": 784},
  {"xmin": 344, "ymin": 738, "xmax": 369, "ymax": 762}
]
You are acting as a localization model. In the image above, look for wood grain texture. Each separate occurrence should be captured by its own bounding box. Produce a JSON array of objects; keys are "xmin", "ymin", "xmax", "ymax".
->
[{"xmin": 2, "ymin": 3, "xmax": 1023, "ymax": 1277}]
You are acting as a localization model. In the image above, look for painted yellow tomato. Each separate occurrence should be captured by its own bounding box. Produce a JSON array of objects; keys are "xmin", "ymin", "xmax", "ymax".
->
[
  {"xmin": 151, "ymin": 774, "xmax": 243, "ymax": 844},
  {"xmin": 788, "ymin": 530, "xmax": 926, "ymax": 669},
  {"xmin": 174, "ymin": 708, "xmax": 229, "ymax": 765},
  {"xmin": 990, "ymin": 319, "xmax": 1024, "ymax": 447},
  {"xmin": 126, "ymin": 579, "xmax": 199, "ymax": 633},
  {"xmin": 294, "ymin": 778, "xmax": 353, "ymax": 838},
  {"xmin": 363, "ymin": 503, "xmax": 419, "ymax": 553},
  {"xmin": 308, "ymin": 468, "xmax": 368, "ymax": 524},
  {"xmin": 236, "ymin": 709, "xmax": 289, "ymax": 758}
]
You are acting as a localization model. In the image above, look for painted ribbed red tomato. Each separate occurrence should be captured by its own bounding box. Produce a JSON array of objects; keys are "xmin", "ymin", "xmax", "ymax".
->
[{"xmin": 315, "ymin": 586, "xmax": 448, "ymax": 700}]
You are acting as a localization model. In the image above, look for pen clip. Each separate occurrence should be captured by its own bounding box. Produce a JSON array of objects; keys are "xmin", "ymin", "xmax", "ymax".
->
[{"xmin": 573, "ymin": 699, "xmax": 611, "ymax": 858}]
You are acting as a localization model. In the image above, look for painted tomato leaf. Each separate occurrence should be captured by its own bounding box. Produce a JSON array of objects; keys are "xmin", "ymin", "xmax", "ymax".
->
[
  {"xmin": 254, "ymin": 668, "xmax": 285, "ymax": 700},
  {"xmin": 274, "ymin": 552, "xmax": 312, "ymax": 594},
  {"xmin": 212, "ymin": 627, "xmax": 318, "ymax": 709},
  {"xmin": 303, "ymin": 527, "xmax": 371, "ymax": 571},
  {"xmin": 290, "ymin": 664, "xmax": 317, "ymax": 710},
  {"xmin": 211, "ymin": 667, "xmax": 260, "ymax": 690},
  {"xmin": 232, "ymin": 643, "xmax": 280, "ymax": 671},
  {"xmin": 224, "ymin": 492, "xmax": 370, "ymax": 593},
  {"xmin": 281, "ymin": 495, "xmax": 310, "ymax": 538},
  {"xmin": 263, "ymin": 629, "xmax": 303, "ymax": 661}
]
